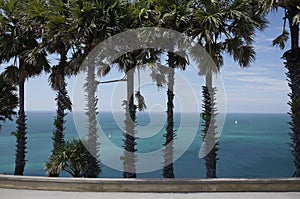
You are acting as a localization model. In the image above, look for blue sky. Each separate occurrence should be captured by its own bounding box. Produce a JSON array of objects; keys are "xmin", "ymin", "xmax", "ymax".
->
[
  {"xmin": 1, "ymin": 9, "xmax": 291, "ymax": 113},
  {"xmin": 221, "ymin": 9, "xmax": 290, "ymax": 113}
]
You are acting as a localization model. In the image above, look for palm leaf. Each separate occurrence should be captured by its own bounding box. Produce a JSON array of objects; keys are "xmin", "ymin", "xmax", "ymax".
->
[
  {"xmin": 0, "ymin": 74, "xmax": 18, "ymax": 125},
  {"xmin": 97, "ymin": 64, "xmax": 111, "ymax": 77},
  {"xmin": 293, "ymin": 13, "xmax": 300, "ymax": 25},
  {"xmin": 272, "ymin": 30, "xmax": 289, "ymax": 49},
  {"xmin": 237, "ymin": 45, "xmax": 256, "ymax": 68},
  {"xmin": 2, "ymin": 65, "xmax": 19, "ymax": 85},
  {"xmin": 135, "ymin": 91, "xmax": 147, "ymax": 112}
]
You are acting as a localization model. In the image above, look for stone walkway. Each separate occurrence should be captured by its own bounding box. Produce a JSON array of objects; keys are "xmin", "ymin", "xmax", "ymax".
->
[{"xmin": 1, "ymin": 188, "xmax": 300, "ymax": 199}]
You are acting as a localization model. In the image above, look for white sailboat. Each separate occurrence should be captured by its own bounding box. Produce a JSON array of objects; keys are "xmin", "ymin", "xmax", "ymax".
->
[
  {"xmin": 108, "ymin": 133, "xmax": 111, "ymax": 139},
  {"xmin": 235, "ymin": 120, "xmax": 238, "ymax": 125}
]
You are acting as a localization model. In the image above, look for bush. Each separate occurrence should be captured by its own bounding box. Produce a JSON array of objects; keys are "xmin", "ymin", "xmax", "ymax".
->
[{"xmin": 45, "ymin": 138, "xmax": 97, "ymax": 177}]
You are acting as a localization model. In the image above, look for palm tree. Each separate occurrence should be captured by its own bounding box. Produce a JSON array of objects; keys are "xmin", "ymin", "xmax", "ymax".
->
[
  {"xmin": 55, "ymin": 0, "xmax": 102, "ymax": 178},
  {"xmin": 114, "ymin": 52, "xmax": 139, "ymax": 178},
  {"xmin": 129, "ymin": 0, "xmax": 191, "ymax": 178},
  {"xmin": 20, "ymin": 0, "xmax": 76, "ymax": 177},
  {"xmin": 47, "ymin": 3, "xmax": 75, "ymax": 169},
  {"xmin": 123, "ymin": 60, "xmax": 137, "ymax": 178},
  {"xmin": 68, "ymin": 0, "xmax": 127, "ymax": 177},
  {"xmin": 271, "ymin": 0, "xmax": 300, "ymax": 177},
  {"xmin": 0, "ymin": 0, "xmax": 50, "ymax": 175},
  {"xmin": 0, "ymin": 74, "xmax": 18, "ymax": 129},
  {"xmin": 24, "ymin": 0, "xmax": 75, "ymax": 176},
  {"xmin": 154, "ymin": 0, "xmax": 191, "ymax": 178},
  {"xmin": 191, "ymin": 0, "xmax": 268, "ymax": 178},
  {"xmin": 106, "ymin": 1, "xmax": 154, "ymax": 178}
]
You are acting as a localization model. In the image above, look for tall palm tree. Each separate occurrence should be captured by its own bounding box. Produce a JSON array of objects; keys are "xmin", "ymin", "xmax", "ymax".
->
[
  {"xmin": 123, "ymin": 59, "xmax": 137, "ymax": 178},
  {"xmin": 114, "ymin": 52, "xmax": 139, "ymax": 178},
  {"xmin": 130, "ymin": 0, "xmax": 191, "ymax": 178},
  {"xmin": 69, "ymin": 0, "xmax": 104, "ymax": 178},
  {"xmin": 112, "ymin": 49, "xmax": 159, "ymax": 178},
  {"xmin": 41, "ymin": 1, "xmax": 74, "ymax": 177},
  {"xmin": 84, "ymin": 0, "xmax": 127, "ymax": 178},
  {"xmin": 69, "ymin": 0, "xmax": 127, "ymax": 177},
  {"xmin": 108, "ymin": 1, "xmax": 156, "ymax": 178},
  {"xmin": 23, "ymin": 0, "xmax": 80, "ymax": 176},
  {"xmin": 191, "ymin": 0, "xmax": 268, "ymax": 178},
  {"xmin": 0, "ymin": 0, "xmax": 50, "ymax": 175},
  {"xmin": 0, "ymin": 74, "xmax": 18, "ymax": 129},
  {"xmin": 21, "ymin": 0, "xmax": 74, "ymax": 177},
  {"xmin": 271, "ymin": 0, "xmax": 300, "ymax": 177},
  {"xmin": 154, "ymin": 0, "xmax": 191, "ymax": 178}
]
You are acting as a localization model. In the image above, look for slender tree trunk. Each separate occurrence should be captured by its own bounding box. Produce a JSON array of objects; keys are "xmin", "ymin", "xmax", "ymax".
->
[
  {"xmin": 202, "ymin": 73, "xmax": 218, "ymax": 178},
  {"xmin": 85, "ymin": 63, "xmax": 100, "ymax": 178},
  {"xmin": 14, "ymin": 61, "xmax": 27, "ymax": 175},
  {"xmin": 53, "ymin": 85, "xmax": 66, "ymax": 151},
  {"xmin": 49, "ymin": 51, "xmax": 69, "ymax": 177},
  {"xmin": 163, "ymin": 52, "xmax": 175, "ymax": 178},
  {"xmin": 289, "ymin": 11, "xmax": 299, "ymax": 51},
  {"xmin": 123, "ymin": 66, "xmax": 137, "ymax": 178},
  {"xmin": 286, "ymin": 10, "xmax": 300, "ymax": 177}
]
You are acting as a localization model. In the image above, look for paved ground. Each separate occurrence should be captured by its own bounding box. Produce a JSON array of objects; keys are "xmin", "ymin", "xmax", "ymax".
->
[{"xmin": 0, "ymin": 188, "xmax": 300, "ymax": 199}]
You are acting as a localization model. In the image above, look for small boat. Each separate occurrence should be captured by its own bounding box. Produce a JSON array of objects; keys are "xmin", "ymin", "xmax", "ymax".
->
[
  {"xmin": 108, "ymin": 133, "xmax": 111, "ymax": 139},
  {"xmin": 235, "ymin": 120, "xmax": 238, "ymax": 125}
]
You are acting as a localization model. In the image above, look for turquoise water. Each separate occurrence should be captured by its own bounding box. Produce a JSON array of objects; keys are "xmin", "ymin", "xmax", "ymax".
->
[{"xmin": 0, "ymin": 112, "xmax": 294, "ymax": 178}]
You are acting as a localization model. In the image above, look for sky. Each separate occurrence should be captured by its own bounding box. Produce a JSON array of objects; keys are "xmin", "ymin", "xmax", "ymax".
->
[{"xmin": 1, "ymin": 9, "xmax": 291, "ymax": 114}]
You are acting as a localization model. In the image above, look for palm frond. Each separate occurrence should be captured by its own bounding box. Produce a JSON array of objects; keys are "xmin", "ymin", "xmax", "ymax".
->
[
  {"xmin": 293, "ymin": 13, "xmax": 300, "ymax": 25},
  {"xmin": 135, "ymin": 91, "xmax": 147, "ymax": 112},
  {"xmin": 97, "ymin": 64, "xmax": 111, "ymax": 77},
  {"xmin": 148, "ymin": 63, "xmax": 169, "ymax": 87},
  {"xmin": 2, "ymin": 65, "xmax": 19, "ymax": 85},
  {"xmin": 48, "ymin": 65, "xmax": 64, "ymax": 90},
  {"xmin": 237, "ymin": 45, "xmax": 256, "ymax": 68},
  {"xmin": 272, "ymin": 30, "xmax": 289, "ymax": 50},
  {"xmin": 0, "ymin": 74, "xmax": 18, "ymax": 125}
]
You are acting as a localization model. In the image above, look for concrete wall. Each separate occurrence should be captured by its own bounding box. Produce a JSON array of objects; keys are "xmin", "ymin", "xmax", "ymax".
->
[{"xmin": 0, "ymin": 175, "xmax": 300, "ymax": 192}]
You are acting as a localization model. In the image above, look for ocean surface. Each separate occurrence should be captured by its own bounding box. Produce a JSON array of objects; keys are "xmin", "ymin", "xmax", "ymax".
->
[{"xmin": 0, "ymin": 112, "xmax": 294, "ymax": 178}]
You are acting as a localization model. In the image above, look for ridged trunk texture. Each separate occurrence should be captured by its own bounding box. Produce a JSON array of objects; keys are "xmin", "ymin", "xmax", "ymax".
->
[
  {"xmin": 14, "ymin": 62, "xmax": 27, "ymax": 175},
  {"xmin": 123, "ymin": 67, "xmax": 137, "ymax": 178},
  {"xmin": 288, "ymin": 9, "xmax": 299, "ymax": 51},
  {"xmin": 49, "ymin": 51, "xmax": 69, "ymax": 177},
  {"xmin": 202, "ymin": 74, "xmax": 218, "ymax": 178},
  {"xmin": 85, "ymin": 63, "xmax": 100, "ymax": 178},
  {"xmin": 285, "ymin": 7, "xmax": 300, "ymax": 177},
  {"xmin": 163, "ymin": 52, "xmax": 175, "ymax": 178},
  {"xmin": 52, "ymin": 85, "xmax": 67, "ymax": 152},
  {"xmin": 285, "ymin": 48, "xmax": 300, "ymax": 177}
]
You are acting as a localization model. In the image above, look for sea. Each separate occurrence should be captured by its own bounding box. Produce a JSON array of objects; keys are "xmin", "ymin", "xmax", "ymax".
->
[{"xmin": 0, "ymin": 112, "xmax": 294, "ymax": 178}]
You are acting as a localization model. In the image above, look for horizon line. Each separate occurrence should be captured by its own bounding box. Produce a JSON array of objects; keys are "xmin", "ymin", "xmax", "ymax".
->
[{"xmin": 22, "ymin": 110, "xmax": 288, "ymax": 114}]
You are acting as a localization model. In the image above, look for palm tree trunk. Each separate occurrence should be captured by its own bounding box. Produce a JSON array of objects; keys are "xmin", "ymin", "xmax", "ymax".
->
[
  {"xmin": 202, "ymin": 73, "xmax": 218, "ymax": 178},
  {"xmin": 286, "ymin": 53, "xmax": 300, "ymax": 177},
  {"xmin": 49, "ymin": 52, "xmax": 69, "ymax": 177},
  {"xmin": 53, "ymin": 85, "xmax": 66, "ymax": 151},
  {"xmin": 163, "ymin": 52, "xmax": 175, "ymax": 178},
  {"xmin": 14, "ymin": 62, "xmax": 27, "ymax": 175},
  {"xmin": 123, "ymin": 66, "xmax": 137, "ymax": 178},
  {"xmin": 289, "ymin": 11, "xmax": 299, "ymax": 51},
  {"xmin": 85, "ymin": 63, "xmax": 100, "ymax": 178},
  {"xmin": 285, "ymin": 11, "xmax": 300, "ymax": 177}
]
